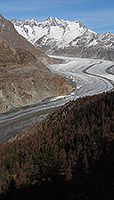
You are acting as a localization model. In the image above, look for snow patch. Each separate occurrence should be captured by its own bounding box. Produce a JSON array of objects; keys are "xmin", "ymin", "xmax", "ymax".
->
[{"xmin": 89, "ymin": 39, "xmax": 98, "ymax": 47}]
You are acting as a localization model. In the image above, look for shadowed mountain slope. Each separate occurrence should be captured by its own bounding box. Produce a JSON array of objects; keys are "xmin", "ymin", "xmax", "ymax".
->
[{"xmin": 0, "ymin": 91, "xmax": 113, "ymax": 199}]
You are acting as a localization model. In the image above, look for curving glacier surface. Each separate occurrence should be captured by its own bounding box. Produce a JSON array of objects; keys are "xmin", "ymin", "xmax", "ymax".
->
[
  {"xmin": 0, "ymin": 56, "xmax": 114, "ymax": 143},
  {"xmin": 48, "ymin": 56, "xmax": 114, "ymax": 99}
]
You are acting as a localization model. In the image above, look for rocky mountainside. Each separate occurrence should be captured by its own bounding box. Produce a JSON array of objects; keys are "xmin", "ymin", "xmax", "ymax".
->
[
  {"xmin": 0, "ymin": 14, "xmax": 60, "ymax": 65},
  {"xmin": 0, "ymin": 58, "xmax": 72, "ymax": 113},
  {"xmin": 0, "ymin": 14, "xmax": 46, "ymax": 58},
  {"xmin": 0, "ymin": 39, "xmax": 37, "ymax": 67},
  {"xmin": 0, "ymin": 14, "xmax": 72, "ymax": 113},
  {"xmin": 11, "ymin": 17, "xmax": 114, "ymax": 61}
]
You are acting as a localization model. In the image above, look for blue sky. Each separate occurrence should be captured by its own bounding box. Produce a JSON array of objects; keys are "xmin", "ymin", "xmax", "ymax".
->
[{"xmin": 0, "ymin": 0, "xmax": 114, "ymax": 33}]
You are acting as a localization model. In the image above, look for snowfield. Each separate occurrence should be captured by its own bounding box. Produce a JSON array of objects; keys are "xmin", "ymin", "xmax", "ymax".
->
[
  {"xmin": 11, "ymin": 17, "xmax": 114, "ymax": 61},
  {"xmin": 11, "ymin": 18, "xmax": 88, "ymax": 48}
]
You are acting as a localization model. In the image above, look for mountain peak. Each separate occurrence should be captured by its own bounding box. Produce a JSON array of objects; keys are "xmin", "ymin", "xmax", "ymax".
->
[
  {"xmin": 44, "ymin": 16, "xmax": 65, "ymax": 26},
  {"xmin": 0, "ymin": 13, "xmax": 5, "ymax": 20},
  {"xmin": 46, "ymin": 16, "xmax": 58, "ymax": 21}
]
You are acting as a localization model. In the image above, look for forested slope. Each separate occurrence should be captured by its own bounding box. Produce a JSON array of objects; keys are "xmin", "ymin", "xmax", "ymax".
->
[{"xmin": 0, "ymin": 91, "xmax": 114, "ymax": 199}]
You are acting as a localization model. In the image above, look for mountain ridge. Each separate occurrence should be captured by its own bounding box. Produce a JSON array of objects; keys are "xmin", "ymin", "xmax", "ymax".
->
[{"xmin": 11, "ymin": 17, "xmax": 114, "ymax": 61}]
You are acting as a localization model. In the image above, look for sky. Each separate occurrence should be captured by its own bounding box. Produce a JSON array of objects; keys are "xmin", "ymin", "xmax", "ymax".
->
[{"xmin": 0, "ymin": 0, "xmax": 114, "ymax": 33}]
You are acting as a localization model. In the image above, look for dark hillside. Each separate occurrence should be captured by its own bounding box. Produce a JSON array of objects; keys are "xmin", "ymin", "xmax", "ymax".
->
[{"xmin": 0, "ymin": 91, "xmax": 114, "ymax": 199}]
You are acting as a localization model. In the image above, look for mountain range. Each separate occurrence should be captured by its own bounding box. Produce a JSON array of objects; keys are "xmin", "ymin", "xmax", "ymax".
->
[{"xmin": 11, "ymin": 17, "xmax": 114, "ymax": 61}]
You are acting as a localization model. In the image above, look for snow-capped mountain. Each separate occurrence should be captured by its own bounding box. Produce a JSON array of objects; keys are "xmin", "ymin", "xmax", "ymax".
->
[{"xmin": 11, "ymin": 17, "xmax": 114, "ymax": 61}]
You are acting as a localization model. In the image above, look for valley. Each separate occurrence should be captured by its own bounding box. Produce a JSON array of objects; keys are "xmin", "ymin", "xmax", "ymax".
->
[
  {"xmin": 0, "ymin": 1, "xmax": 114, "ymax": 198},
  {"xmin": 0, "ymin": 56, "xmax": 114, "ymax": 143}
]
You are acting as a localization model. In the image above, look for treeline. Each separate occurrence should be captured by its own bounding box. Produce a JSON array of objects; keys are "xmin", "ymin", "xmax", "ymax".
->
[{"xmin": 0, "ymin": 91, "xmax": 114, "ymax": 199}]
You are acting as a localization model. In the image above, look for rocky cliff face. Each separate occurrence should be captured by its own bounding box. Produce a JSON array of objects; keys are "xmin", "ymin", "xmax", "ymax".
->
[
  {"xmin": 11, "ymin": 17, "xmax": 114, "ymax": 61},
  {"xmin": 0, "ymin": 15, "xmax": 72, "ymax": 113}
]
